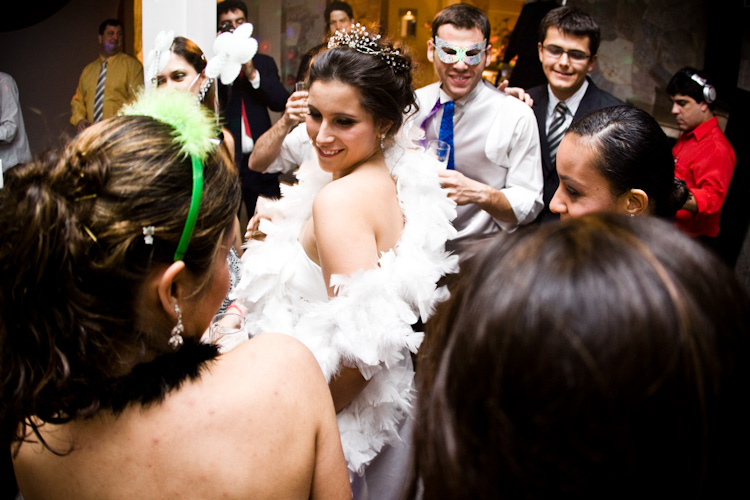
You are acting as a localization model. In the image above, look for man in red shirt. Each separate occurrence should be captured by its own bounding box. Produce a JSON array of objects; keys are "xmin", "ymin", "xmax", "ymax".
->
[{"xmin": 667, "ymin": 68, "xmax": 736, "ymax": 244}]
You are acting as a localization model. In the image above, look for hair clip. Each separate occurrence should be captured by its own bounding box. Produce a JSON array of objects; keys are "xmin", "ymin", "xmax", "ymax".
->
[
  {"xmin": 143, "ymin": 226, "xmax": 155, "ymax": 245},
  {"xmin": 74, "ymin": 193, "xmax": 97, "ymax": 202},
  {"xmin": 83, "ymin": 225, "xmax": 98, "ymax": 243}
]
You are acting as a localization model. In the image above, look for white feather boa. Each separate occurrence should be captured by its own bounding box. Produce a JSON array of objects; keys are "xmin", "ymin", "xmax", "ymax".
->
[{"xmin": 232, "ymin": 139, "xmax": 458, "ymax": 476}]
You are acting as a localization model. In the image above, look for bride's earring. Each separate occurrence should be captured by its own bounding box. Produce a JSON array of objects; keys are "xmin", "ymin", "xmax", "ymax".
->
[
  {"xmin": 169, "ymin": 303, "xmax": 185, "ymax": 349},
  {"xmin": 380, "ymin": 133, "xmax": 385, "ymax": 150}
]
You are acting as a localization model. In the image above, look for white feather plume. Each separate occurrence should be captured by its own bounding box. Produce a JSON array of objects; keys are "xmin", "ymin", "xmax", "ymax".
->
[
  {"xmin": 206, "ymin": 23, "xmax": 258, "ymax": 85},
  {"xmin": 145, "ymin": 30, "xmax": 174, "ymax": 86}
]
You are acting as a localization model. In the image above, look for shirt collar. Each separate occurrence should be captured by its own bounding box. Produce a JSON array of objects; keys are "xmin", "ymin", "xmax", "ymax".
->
[
  {"xmin": 684, "ymin": 116, "xmax": 718, "ymax": 142},
  {"xmin": 438, "ymin": 79, "xmax": 485, "ymax": 107},
  {"xmin": 99, "ymin": 51, "xmax": 123, "ymax": 63},
  {"xmin": 547, "ymin": 78, "xmax": 589, "ymax": 114}
]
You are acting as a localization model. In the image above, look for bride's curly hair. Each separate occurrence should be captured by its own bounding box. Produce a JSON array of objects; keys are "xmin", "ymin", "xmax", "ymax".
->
[{"xmin": 0, "ymin": 115, "xmax": 239, "ymax": 450}]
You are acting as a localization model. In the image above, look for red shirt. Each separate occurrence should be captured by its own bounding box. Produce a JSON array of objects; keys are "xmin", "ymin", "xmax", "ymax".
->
[{"xmin": 673, "ymin": 116, "xmax": 736, "ymax": 238}]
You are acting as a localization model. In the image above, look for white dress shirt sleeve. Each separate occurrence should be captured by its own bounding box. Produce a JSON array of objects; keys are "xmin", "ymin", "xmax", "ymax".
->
[
  {"xmin": 264, "ymin": 124, "xmax": 309, "ymax": 174},
  {"xmin": 485, "ymin": 98, "xmax": 544, "ymax": 230}
]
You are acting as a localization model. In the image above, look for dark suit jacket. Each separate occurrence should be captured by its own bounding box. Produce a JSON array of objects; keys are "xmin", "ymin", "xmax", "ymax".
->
[
  {"xmin": 219, "ymin": 53, "xmax": 289, "ymax": 165},
  {"xmin": 529, "ymin": 77, "xmax": 622, "ymax": 222}
]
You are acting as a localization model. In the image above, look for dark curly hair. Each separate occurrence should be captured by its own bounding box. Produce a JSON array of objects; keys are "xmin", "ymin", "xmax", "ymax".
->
[{"xmin": 0, "ymin": 114, "xmax": 240, "ymax": 450}]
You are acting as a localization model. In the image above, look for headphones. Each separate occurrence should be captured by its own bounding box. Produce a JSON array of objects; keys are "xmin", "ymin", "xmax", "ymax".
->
[{"xmin": 689, "ymin": 72, "xmax": 716, "ymax": 104}]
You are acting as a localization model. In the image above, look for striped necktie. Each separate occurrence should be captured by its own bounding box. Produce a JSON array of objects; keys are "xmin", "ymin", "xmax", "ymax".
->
[
  {"xmin": 547, "ymin": 101, "xmax": 569, "ymax": 165},
  {"xmin": 438, "ymin": 100, "xmax": 455, "ymax": 170},
  {"xmin": 93, "ymin": 60, "xmax": 107, "ymax": 123}
]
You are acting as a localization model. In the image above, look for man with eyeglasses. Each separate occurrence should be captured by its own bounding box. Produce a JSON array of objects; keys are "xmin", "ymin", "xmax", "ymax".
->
[
  {"xmin": 412, "ymin": 4, "xmax": 543, "ymax": 253},
  {"xmin": 528, "ymin": 6, "xmax": 622, "ymax": 223},
  {"xmin": 216, "ymin": 0, "xmax": 289, "ymax": 225}
]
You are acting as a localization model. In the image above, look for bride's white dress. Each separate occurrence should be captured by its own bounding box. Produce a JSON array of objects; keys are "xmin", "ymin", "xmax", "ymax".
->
[{"xmin": 232, "ymin": 139, "xmax": 458, "ymax": 493}]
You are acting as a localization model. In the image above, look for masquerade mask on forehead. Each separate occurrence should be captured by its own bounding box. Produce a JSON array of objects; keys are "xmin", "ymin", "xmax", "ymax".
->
[{"xmin": 434, "ymin": 36, "xmax": 487, "ymax": 65}]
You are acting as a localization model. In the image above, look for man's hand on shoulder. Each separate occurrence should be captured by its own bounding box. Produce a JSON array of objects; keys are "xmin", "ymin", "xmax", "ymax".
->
[{"xmin": 497, "ymin": 79, "xmax": 533, "ymax": 107}]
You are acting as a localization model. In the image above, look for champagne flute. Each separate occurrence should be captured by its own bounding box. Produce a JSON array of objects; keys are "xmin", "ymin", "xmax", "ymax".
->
[
  {"xmin": 294, "ymin": 81, "xmax": 308, "ymax": 119},
  {"xmin": 209, "ymin": 312, "xmax": 249, "ymax": 353}
]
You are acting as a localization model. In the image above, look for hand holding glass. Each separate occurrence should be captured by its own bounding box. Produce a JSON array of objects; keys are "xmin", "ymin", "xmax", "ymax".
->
[
  {"xmin": 293, "ymin": 81, "xmax": 309, "ymax": 120},
  {"xmin": 426, "ymin": 140, "xmax": 451, "ymax": 168}
]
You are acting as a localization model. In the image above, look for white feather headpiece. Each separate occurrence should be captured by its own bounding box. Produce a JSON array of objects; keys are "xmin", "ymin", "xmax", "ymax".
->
[{"xmin": 145, "ymin": 30, "xmax": 175, "ymax": 87}]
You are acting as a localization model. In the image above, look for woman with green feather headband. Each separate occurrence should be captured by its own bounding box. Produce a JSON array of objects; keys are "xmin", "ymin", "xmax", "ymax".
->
[{"xmin": 1, "ymin": 89, "xmax": 350, "ymax": 499}]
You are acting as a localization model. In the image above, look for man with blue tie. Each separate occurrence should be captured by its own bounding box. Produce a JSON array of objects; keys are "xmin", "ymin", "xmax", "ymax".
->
[{"xmin": 414, "ymin": 4, "xmax": 543, "ymax": 252}]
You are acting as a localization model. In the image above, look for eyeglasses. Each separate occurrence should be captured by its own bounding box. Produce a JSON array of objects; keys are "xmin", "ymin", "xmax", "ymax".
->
[
  {"xmin": 218, "ymin": 19, "xmax": 245, "ymax": 33},
  {"xmin": 542, "ymin": 45, "xmax": 591, "ymax": 62}
]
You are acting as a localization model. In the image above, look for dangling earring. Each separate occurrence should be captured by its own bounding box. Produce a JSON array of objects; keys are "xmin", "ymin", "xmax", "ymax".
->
[
  {"xmin": 380, "ymin": 133, "xmax": 385, "ymax": 150},
  {"xmin": 169, "ymin": 303, "xmax": 184, "ymax": 349},
  {"xmin": 197, "ymin": 78, "xmax": 212, "ymax": 104}
]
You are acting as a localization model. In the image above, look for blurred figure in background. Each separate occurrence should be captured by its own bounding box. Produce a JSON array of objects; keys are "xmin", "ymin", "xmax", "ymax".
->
[
  {"xmin": 667, "ymin": 67, "xmax": 736, "ymax": 249},
  {"xmin": 498, "ymin": 0, "xmax": 559, "ymax": 89},
  {"xmin": 216, "ymin": 0, "xmax": 289, "ymax": 224},
  {"xmin": 70, "ymin": 19, "xmax": 143, "ymax": 133},
  {"xmin": 0, "ymin": 71, "xmax": 32, "ymax": 172}
]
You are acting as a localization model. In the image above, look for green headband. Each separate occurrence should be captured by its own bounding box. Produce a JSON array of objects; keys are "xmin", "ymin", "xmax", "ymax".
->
[
  {"xmin": 173, "ymin": 154, "xmax": 204, "ymax": 261},
  {"xmin": 120, "ymin": 88, "xmax": 218, "ymax": 261}
]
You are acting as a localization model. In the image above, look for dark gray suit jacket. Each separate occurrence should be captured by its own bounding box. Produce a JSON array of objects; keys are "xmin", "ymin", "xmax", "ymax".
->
[{"xmin": 529, "ymin": 77, "xmax": 622, "ymax": 222}]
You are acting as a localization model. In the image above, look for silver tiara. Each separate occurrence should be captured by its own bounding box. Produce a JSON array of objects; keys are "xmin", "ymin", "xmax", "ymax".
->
[{"xmin": 328, "ymin": 24, "xmax": 410, "ymax": 73}]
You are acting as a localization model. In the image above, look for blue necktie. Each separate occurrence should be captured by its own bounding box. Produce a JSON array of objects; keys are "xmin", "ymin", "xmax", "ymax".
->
[{"xmin": 439, "ymin": 101, "xmax": 455, "ymax": 170}]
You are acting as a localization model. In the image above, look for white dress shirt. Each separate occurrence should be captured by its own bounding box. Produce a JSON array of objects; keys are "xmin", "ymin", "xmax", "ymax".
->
[
  {"xmin": 413, "ymin": 79, "xmax": 543, "ymax": 241},
  {"xmin": 264, "ymin": 123, "xmax": 315, "ymax": 175}
]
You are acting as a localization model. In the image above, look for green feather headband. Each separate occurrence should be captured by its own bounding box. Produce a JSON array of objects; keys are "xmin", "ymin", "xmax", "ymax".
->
[{"xmin": 120, "ymin": 88, "xmax": 219, "ymax": 261}]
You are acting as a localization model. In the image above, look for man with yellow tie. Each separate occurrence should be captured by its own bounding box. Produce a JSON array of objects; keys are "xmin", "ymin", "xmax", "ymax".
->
[{"xmin": 70, "ymin": 19, "xmax": 143, "ymax": 133}]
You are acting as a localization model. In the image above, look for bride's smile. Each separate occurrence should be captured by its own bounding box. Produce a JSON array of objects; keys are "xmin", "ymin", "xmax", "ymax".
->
[{"xmin": 306, "ymin": 80, "xmax": 385, "ymax": 179}]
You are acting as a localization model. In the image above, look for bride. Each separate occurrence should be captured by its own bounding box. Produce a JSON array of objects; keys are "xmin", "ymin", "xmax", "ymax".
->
[{"xmin": 234, "ymin": 25, "xmax": 458, "ymax": 498}]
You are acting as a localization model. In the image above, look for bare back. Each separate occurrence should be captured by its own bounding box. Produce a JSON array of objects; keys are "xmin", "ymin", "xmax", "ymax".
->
[
  {"xmin": 298, "ymin": 159, "xmax": 404, "ymax": 284},
  {"xmin": 13, "ymin": 333, "xmax": 350, "ymax": 500}
]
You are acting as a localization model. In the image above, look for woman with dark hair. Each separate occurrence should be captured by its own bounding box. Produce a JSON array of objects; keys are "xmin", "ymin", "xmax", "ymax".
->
[
  {"xmin": 550, "ymin": 105, "xmax": 688, "ymax": 218},
  {"xmin": 2, "ymin": 90, "xmax": 350, "ymax": 499},
  {"xmin": 233, "ymin": 25, "xmax": 457, "ymax": 499},
  {"xmin": 411, "ymin": 213, "xmax": 750, "ymax": 499}
]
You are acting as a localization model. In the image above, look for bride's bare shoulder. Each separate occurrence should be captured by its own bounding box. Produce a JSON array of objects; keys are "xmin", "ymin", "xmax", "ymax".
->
[{"xmin": 314, "ymin": 165, "xmax": 394, "ymax": 212}]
